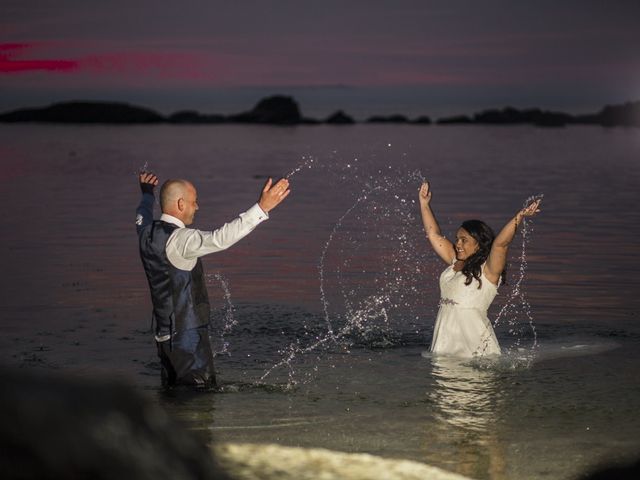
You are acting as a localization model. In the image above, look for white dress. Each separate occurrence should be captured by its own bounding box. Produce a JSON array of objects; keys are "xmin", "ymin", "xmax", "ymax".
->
[{"xmin": 430, "ymin": 261, "xmax": 501, "ymax": 358}]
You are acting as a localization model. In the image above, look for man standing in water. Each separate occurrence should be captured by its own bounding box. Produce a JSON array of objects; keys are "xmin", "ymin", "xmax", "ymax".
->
[{"xmin": 135, "ymin": 172, "xmax": 290, "ymax": 388}]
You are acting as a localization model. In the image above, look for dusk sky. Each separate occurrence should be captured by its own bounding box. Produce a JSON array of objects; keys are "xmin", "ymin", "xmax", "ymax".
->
[{"xmin": 2, "ymin": 0, "xmax": 640, "ymax": 118}]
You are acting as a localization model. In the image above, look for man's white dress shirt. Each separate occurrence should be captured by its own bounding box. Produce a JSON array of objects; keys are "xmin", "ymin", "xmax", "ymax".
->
[{"xmin": 162, "ymin": 203, "xmax": 268, "ymax": 271}]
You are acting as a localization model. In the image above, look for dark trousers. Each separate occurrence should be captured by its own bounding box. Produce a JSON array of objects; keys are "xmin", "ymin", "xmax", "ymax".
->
[{"xmin": 156, "ymin": 325, "xmax": 216, "ymax": 388}]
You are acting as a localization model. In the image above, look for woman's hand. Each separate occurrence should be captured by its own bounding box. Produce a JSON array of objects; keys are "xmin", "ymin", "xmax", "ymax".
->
[
  {"xmin": 518, "ymin": 198, "xmax": 542, "ymax": 219},
  {"xmin": 487, "ymin": 197, "xmax": 542, "ymax": 281},
  {"xmin": 418, "ymin": 180, "xmax": 455, "ymax": 264},
  {"xmin": 418, "ymin": 181, "xmax": 432, "ymax": 207}
]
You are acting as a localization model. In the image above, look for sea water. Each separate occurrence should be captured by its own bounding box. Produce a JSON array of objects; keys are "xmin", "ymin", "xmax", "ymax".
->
[{"xmin": 1, "ymin": 123, "xmax": 639, "ymax": 480}]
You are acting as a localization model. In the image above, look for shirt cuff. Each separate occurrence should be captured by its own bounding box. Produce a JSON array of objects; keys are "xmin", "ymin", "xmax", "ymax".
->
[{"xmin": 246, "ymin": 203, "xmax": 269, "ymax": 222}]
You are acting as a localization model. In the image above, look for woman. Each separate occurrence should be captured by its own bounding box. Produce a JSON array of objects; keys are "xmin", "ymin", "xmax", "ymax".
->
[{"xmin": 418, "ymin": 181, "xmax": 541, "ymax": 358}]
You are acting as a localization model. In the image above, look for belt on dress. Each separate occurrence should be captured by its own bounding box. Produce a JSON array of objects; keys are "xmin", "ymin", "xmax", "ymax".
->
[
  {"xmin": 439, "ymin": 297, "xmax": 459, "ymax": 306},
  {"xmin": 439, "ymin": 298, "xmax": 485, "ymax": 311}
]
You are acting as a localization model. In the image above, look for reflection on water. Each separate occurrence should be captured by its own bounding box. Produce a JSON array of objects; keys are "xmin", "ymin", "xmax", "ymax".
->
[
  {"xmin": 425, "ymin": 355, "xmax": 508, "ymax": 479},
  {"xmin": 430, "ymin": 355, "xmax": 501, "ymax": 432}
]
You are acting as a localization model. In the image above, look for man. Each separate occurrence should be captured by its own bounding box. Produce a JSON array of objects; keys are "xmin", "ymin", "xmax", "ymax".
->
[{"xmin": 135, "ymin": 172, "xmax": 290, "ymax": 388}]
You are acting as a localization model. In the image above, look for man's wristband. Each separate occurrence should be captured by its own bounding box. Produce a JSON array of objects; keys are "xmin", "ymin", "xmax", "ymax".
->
[{"xmin": 140, "ymin": 183, "xmax": 155, "ymax": 195}]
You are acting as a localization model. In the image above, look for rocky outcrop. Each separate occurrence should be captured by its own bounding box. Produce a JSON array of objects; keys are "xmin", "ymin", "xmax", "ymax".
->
[
  {"xmin": 437, "ymin": 115, "xmax": 473, "ymax": 125},
  {"xmin": 367, "ymin": 114, "xmax": 409, "ymax": 123},
  {"xmin": 1, "ymin": 98, "xmax": 638, "ymax": 127},
  {"xmin": 472, "ymin": 107, "xmax": 573, "ymax": 127},
  {"xmin": 214, "ymin": 443, "xmax": 473, "ymax": 480},
  {"xmin": 168, "ymin": 110, "xmax": 226, "ymax": 124},
  {"xmin": 592, "ymin": 101, "xmax": 640, "ymax": 127},
  {"xmin": 437, "ymin": 102, "xmax": 640, "ymax": 127},
  {"xmin": 228, "ymin": 95, "xmax": 302, "ymax": 124},
  {"xmin": 0, "ymin": 366, "xmax": 228, "ymax": 480},
  {"xmin": 411, "ymin": 115, "xmax": 432, "ymax": 124},
  {"xmin": 0, "ymin": 101, "xmax": 164, "ymax": 124},
  {"xmin": 325, "ymin": 110, "xmax": 355, "ymax": 124}
]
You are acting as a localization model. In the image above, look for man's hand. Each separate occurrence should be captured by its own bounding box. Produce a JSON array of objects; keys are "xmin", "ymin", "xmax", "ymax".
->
[
  {"xmin": 258, "ymin": 177, "xmax": 290, "ymax": 213},
  {"xmin": 139, "ymin": 171, "xmax": 159, "ymax": 195}
]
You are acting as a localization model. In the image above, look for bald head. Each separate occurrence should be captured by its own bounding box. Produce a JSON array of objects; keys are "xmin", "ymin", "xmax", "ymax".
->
[
  {"xmin": 160, "ymin": 179, "xmax": 199, "ymax": 225},
  {"xmin": 160, "ymin": 179, "xmax": 190, "ymax": 211}
]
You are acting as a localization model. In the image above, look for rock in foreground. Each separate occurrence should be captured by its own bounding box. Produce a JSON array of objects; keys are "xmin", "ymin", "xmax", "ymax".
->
[
  {"xmin": 0, "ymin": 367, "xmax": 228, "ymax": 480},
  {"xmin": 214, "ymin": 443, "xmax": 473, "ymax": 480}
]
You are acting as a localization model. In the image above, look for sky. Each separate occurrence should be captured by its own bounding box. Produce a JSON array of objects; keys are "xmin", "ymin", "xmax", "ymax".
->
[{"xmin": 2, "ymin": 0, "xmax": 640, "ymax": 118}]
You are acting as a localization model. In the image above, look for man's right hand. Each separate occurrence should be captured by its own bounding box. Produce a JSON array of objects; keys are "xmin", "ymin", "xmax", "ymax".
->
[
  {"xmin": 258, "ymin": 177, "xmax": 290, "ymax": 213},
  {"xmin": 139, "ymin": 171, "xmax": 159, "ymax": 194}
]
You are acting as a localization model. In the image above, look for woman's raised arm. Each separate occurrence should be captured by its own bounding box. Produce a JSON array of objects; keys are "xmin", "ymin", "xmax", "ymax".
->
[
  {"xmin": 485, "ymin": 198, "xmax": 542, "ymax": 284},
  {"xmin": 419, "ymin": 182, "xmax": 456, "ymax": 265}
]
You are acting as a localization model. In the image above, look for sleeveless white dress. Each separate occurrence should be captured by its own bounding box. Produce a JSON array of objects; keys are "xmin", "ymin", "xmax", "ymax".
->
[{"xmin": 430, "ymin": 261, "xmax": 501, "ymax": 358}]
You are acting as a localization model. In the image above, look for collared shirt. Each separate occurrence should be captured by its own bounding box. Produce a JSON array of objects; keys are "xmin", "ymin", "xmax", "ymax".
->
[
  {"xmin": 161, "ymin": 204, "xmax": 268, "ymax": 271},
  {"xmin": 136, "ymin": 192, "xmax": 269, "ymax": 271}
]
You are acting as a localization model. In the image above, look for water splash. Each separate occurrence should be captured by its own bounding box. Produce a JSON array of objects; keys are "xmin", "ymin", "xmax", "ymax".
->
[
  {"xmin": 318, "ymin": 186, "xmax": 382, "ymax": 338},
  {"xmin": 259, "ymin": 186, "xmax": 382, "ymax": 386},
  {"xmin": 202, "ymin": 155, "xmax": 321, "ymax": 370},
  {"xmin": 260, "ymin": 167, "xmax": 434, "ymax": 386},
  {"xmin": 207, "ymin": 272, "xmax": 238, "ymax": 357},
  {"xmin": 258, "ymin": 293, "xmax": 393, "ymax": 386},
  {"xmin": 285, "ymin": 155, "xmax": 317, "ymax": 179},
  {"xmin": 134, "ymin": 160, "xmax": 150, "ymax": 176},
  {"xmin": 475, "ymin": 193, "xmax": 544, "ymax": 362}
]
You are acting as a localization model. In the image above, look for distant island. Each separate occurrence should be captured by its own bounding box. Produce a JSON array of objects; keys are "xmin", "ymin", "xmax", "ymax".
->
[{"xmin": 0, "ymin": 95, "xmax": 638, "ymax": 127}]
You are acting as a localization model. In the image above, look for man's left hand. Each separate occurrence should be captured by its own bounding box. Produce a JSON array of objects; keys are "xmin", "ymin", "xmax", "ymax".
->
[
  {"xmin": 139, "ymin": 171, "xmax": 159, "ymax": 194},
  {"xmin": 258, "ymin": 177, "xmax": 290, "ymax": 213}
]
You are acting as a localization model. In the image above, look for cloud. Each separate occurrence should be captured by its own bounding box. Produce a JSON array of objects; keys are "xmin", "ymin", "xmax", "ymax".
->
[
  {"xmin": 0, "ymin": 42, "xmax": 216, "ymax": 81},
  {"xmin": 0, "ymin": 43, "xmax": 78, "ymax": 73}
]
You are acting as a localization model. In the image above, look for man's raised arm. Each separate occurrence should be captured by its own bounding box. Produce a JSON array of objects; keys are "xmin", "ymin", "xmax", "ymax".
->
[
  {"xmin": 166, "ymin": 177, "xmax": 290, "ymax": 266},
  {"xmin": 135, "ymin": 172, "xmax": 159, "ymax": 236}
]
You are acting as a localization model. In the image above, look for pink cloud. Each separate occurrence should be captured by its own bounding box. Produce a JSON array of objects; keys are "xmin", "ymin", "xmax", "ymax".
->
[
  {"xmin": 0, "ymin": 43, "xmax": 31, "ymax": 52},
  {"xmin": 0, "ymin": 43, "xmax": 78, "ymax": 73},
  {"xmin": 80, "ymin": 51, "xmax": 209, "ymax": 80},
  {"xmin": 0, "ymin": 42, "xmax": 219, "ymax": 81}
]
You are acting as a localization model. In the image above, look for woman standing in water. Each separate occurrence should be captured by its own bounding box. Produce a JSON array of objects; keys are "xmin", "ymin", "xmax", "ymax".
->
[{"xmin": 418, "ymin": 181, "xmax": 541, "ymax": 357}]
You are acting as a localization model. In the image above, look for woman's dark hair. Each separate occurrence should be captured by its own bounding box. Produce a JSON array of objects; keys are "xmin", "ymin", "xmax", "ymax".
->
[{"xmin": 460, "ymin": 220, "xmax": 506, "ymax": 288}]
